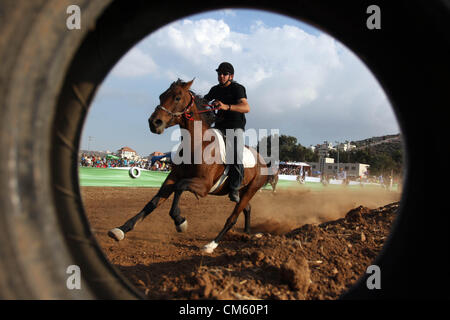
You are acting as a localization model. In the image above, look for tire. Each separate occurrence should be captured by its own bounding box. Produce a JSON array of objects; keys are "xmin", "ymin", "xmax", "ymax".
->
[
  {"xmin": 129, "ymin": 167, "xmax": 141, "ymax": 179},
  {"xmin": 0, "ymin": 0, "xmax": 447, "ymax": 299}
]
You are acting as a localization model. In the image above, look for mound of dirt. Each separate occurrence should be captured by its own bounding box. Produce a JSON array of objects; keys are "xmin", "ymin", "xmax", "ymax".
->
[{"xmin": 115, "ymin": 202, "xmax": 399, "ymax": 300}]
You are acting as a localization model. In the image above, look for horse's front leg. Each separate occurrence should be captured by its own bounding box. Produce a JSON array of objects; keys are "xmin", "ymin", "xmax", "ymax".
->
[
  {"xmin": 166, "ymin": 177, "xmax": 211, "ymax": 232},
  {"xmin": 176, "ymin": 177, "xmax": 211, "ymax": 199},
  {"xmin": 202, "ymin": 189, "xmax": 255, "ymax": 254},
  {"xmin": 108, "ymin": 177, "xmax": 176, "ymax": 241},
  {"xmin": 201, "ymin": 199, "xmax": 248, "ymax": 254},
  {"xmin": 168, "ymin": 190, "xmax": 188, "ymax": 232}
]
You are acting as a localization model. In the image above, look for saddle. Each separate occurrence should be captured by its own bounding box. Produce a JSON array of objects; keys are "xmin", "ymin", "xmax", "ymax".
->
[
  {"xmin": 208, "ymin": 129, "xmax": 256, "ymax": 194},
  {"xmin": 170, "ymin": 129, "xmax": 256, "ymax": 168},
  {"xmin": 210, "ymin": 129, "xmax": 256, "ymax": 168},
  {"xmin": 169, "ymin": 129, "xmax": 256, "ymax": 194}
]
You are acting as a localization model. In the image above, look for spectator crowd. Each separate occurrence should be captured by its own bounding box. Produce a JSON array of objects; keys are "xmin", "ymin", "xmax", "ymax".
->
[
  {"xmin": 278, "ymin": 164, "xmax": 311, "ymax": 176},
  {"xmin": 279, "ymin": 165, "xmax": 300, "ymax": 175},
  {"xmin": 79, "ymin": 153, "xmax": 172, "ymax": 172}
]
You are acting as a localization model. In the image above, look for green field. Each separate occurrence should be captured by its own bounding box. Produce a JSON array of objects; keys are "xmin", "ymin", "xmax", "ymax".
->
[
  {"xmin": 79, "ymin": 167, "xmax": 169, "ymax": 187},
  {"xmin": 79, "ymin": 167, "xmax": 396, "ymax": 191},
  {"xmin": 260, "ymin": 179, "xmax": 392, "ymax": 191}
]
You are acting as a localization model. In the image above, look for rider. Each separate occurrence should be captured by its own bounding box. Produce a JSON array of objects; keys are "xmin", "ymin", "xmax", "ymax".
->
[{"xmin": 204, "ymin": 62, "xmax": 250, "ymax": 203}]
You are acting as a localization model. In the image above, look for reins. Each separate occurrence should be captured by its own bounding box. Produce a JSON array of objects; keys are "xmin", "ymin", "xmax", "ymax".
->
[{"xmin": 157, "ymin": 91, "xmax": 221, "ymax": 121}]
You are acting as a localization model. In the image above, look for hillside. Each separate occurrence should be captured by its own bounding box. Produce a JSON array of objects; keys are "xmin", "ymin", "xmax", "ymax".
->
[
  {"xmin": 331, "ymin": 134, "xmax": 403, "ymax": 175},
  {"xmin": 351, "ymin": 134, "xmax": 402, "ymax": 150}
]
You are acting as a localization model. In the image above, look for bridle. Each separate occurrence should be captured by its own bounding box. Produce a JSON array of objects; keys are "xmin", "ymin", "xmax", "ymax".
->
[
  {"xmin": 156, "ymin": 91, "xmax": 195, "ymax": 120},
  {"xmin": 155, "ymin": 91, "xmax": 221, "ymax": 121}
]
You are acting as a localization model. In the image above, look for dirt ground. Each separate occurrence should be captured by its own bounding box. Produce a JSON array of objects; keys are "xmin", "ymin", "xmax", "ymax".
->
[{"xmin": 81, "ymin": 185, "xmax": 401, "ymax": 300}]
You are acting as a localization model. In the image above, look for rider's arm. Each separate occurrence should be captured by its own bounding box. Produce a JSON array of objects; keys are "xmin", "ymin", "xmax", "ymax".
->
[
  {"xmin": 216, "ymin": 98, "xmax": 250, "ymax": 113},
  {"xmin": 228, "ymin": 98, "xmax": 250, "ymax": 113}
]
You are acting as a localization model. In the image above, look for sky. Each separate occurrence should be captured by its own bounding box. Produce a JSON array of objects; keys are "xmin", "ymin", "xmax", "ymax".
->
[{"xmin": 80, "ymin": 9, "xmax": 400, "ymax": 156}]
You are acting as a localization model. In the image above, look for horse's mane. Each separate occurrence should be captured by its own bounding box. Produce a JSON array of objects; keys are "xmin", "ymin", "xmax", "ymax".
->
[{"xmin": 171, "ymin": 79, "xmax": 216, "ymax": 127}]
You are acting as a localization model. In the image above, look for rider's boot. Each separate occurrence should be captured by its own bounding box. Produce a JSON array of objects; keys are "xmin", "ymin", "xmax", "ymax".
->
[{"xmin": 228, "ymin": 164, "xmax": 244, "ymax": 203}]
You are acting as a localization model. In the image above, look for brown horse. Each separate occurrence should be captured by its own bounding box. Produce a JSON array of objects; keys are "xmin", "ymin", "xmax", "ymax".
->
[
  {"xmin": 267, "ymin": 170, "xmax": 279, "ymax": 192},
  {"xmin": 261, "ymin": 169, "xmax": 279, "ymax": 192},
  {"xmin": 108, "ymin": 79, "xmax": 271, "ymax": 253}
]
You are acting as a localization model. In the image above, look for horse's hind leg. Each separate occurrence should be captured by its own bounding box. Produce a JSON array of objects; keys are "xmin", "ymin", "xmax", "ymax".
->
[
  {"xmin": 243, "ymin": 203, "xmax": 251, "ymax": 234},
  {"xmin": 108, "ymin": 179, "xmax": 175, "ymax": 241}
]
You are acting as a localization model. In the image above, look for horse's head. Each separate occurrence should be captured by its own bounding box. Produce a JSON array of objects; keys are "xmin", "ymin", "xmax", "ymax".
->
[{"xmin": 149, "ymin": 79, "xmax": 194, "ymax": 134}]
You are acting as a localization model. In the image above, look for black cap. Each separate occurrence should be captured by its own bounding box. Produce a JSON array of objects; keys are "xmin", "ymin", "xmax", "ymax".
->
[{"xmin": 215, "ymin": 62, "xmax": 234, "ymax": 75}]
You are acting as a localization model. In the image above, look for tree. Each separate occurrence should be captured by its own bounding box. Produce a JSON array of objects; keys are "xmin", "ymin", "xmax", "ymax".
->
[{"xmin": 258, "ymin": 134, "xmax": 317, "ymax": 162}]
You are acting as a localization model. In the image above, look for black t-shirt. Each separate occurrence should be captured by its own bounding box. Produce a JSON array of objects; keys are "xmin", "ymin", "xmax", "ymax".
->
[{"xmin": 204, "ymin": 81, "xmax": 247, "ymax": 130}]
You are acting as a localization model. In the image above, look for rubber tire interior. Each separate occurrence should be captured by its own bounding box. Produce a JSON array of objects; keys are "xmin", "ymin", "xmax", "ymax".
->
[{"xmin": 0, "ymin": 0, "xmax": 447, "ymax": 299}]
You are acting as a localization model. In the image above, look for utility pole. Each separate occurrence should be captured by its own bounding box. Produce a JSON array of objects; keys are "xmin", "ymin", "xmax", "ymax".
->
[
  {"xmin": 88, "ymin": 136, "xmax": 94, "ymax": 152},
  {"xmin": 318, "ymin": 141, "xmax": 328, "ymax": 180},
  {"xmin": 335, "ymin": 141, "xmax": 340, "ymax": 175}
]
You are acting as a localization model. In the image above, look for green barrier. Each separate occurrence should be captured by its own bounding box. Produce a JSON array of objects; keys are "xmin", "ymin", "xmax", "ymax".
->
[
  {"xmin": 79, "ymin": 167, "xmax": 169, "ymax": 187},
  {"xmin": 79, "ymin": 167, "xmax": 398, "ymax": 192}
]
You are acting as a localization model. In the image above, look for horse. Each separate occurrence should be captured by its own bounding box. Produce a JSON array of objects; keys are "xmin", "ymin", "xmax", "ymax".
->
[
  {"xmin": 108, "ymin": 79, "xmax": 271, "ymax": 253},
  {"xmin": 296, "ymin": 174, "xmax": 305, "ymax": 184},
  {"xmin": 264, "ymin": 169, "xmax": 279, "ymax": 192}
]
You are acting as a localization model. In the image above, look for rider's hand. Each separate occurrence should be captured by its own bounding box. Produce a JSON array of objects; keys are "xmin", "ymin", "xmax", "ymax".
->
[{"xmin": 213, "ymin": 100, "xmax": 229, "ymax": 111}]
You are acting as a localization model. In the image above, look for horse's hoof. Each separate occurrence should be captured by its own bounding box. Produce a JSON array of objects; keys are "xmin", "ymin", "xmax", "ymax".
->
[
  {"xmin": 176, "ymin": 220, "xmax": 188, "ymax": 233},
  {"xmin": 108, "ymin": 228, "xmax": 125, "ymax": 241},
  {"xmin": 201, "ymin": 241, "xmax": 218, "ymax": 254}
]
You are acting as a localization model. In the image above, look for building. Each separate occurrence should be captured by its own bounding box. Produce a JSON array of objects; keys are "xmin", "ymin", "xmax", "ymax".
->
[
  {"xmin": 315, "ymin": 141, "xmax": 333, "ymax": 157},
  {"xmin": 308, "ymin": 158, "xmax": 370, "ymax": 178},
  {"xmin": 336, "ymin": 141, "xmax": 357, "ymax": 152},
  {"xmin": 117, "ymin": 146, "xmax": 138, "ymax": 160},
  {"xmin": 313, "ymin": 140, "xmax": 357, "ymax": 153}
]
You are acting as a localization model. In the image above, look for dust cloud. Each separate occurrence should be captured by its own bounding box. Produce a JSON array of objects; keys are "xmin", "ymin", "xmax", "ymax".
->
[{"xmin": 250, "ymin": 187, "xmax": 401, "ymax": 235}]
